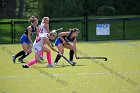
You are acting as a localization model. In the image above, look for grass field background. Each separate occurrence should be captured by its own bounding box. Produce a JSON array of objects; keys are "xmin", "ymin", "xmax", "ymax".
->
[{"xmin": 0, "ymin": 40, "xmax": 140, "ymax": 93}]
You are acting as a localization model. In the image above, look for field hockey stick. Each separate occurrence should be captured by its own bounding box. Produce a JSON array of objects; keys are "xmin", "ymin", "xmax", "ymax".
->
[
  {"xmin": 51, "ymin": 28, "xmax": 63, "ymax": 32},
  {"xmin": 55, "ymin": 28, "xmax": 63, "ymax": 31},
  {"xmin": 61, "ymin": 55, "xmax": 75, "ymax": 66},
  {"xmin": 25, "ymin": 45, "xmax": 33, "ymax": 55},
  {"xmin": 77, "ymin": 56, "xmax": 107, "ymax": 61}
]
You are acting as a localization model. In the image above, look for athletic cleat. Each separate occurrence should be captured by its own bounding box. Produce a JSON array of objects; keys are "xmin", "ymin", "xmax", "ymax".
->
[
  {"xmin": 40, "ymin": 57, "xmax": 44, "ymax": 61},
  {"xmin": 71, "ymin": 61, "xmax": 77, "ymax": 64},
  {"xmin": 22, "ymin": 64, "xmax": 29, "ymax": 68},
  {"xmin": 18, "ymin": 58, "xmax": 25, "ymax": 63},
  {"xmin": 12, "ymin": 55, "xmax": 16, "ymax": 63},
  {"xmin": 70, "ymin": 60, "xmax": 76, "ymax": 66},
  {"xmin": 53, "ymin": 62, "xmax": 58, "ymax": 66},
  {"xmin": 47, "ymin": 64, "xmax": 54, "ymax": 67}
]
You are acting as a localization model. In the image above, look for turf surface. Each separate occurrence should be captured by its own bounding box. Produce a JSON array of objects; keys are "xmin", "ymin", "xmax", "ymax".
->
[{"xmin": 0, "ymin": 40, "xmax": 140, "ymax": 93}]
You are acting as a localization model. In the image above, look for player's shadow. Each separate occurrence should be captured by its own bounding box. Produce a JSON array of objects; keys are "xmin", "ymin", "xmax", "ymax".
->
[
  {"xmin": 36, "ymin": 64, "xmax": 85, "ymax": 68},
  {"xmin": 37, "ymin": 62, "xmax": 48, "ymax": 64},
  {"xmin": 56, "ymin": 64, "xmax": 85, "ymax": 68}
]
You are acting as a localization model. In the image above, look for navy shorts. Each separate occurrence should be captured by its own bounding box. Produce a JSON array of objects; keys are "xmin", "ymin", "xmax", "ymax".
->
[
  {"xmin": 55, "ymin": 38, "xmax": 63, "ymax": 46},
  {"xmin": 20, "ymin": 34, "xmax": 30, "ymax": 44}
]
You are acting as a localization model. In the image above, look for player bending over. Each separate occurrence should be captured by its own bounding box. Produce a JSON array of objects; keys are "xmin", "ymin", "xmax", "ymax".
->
[
  {"xmin": 12, "ymin": 16, "xmax": 38, "ymax": 63},
  {"xmin": 37, "ymin": 17, "xmax": 50, "ymax": 61},
  {"xmin": 54, "ymin": 28, "xmax": 80, "ymax": 66},
  {"xmin": 22, "ymin": 31, "xmax": 61, "ymax": 68}
]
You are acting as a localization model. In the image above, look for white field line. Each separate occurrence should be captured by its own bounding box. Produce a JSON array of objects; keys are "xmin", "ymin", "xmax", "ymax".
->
[
  {"xmin": 117, "ymin": 41, "xmax": 138, "ymax": 46},
  {"xmin": 0, "ymin": 71, "xmax": 140, "ymax": 78}
]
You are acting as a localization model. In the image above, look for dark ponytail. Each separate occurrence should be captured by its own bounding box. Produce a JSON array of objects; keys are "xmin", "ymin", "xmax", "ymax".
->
[
  {"xmin": 69, "ymin": 28, "xmax": 80, "ymax": 33},
  {"xmin": 28, "ymin": 16, "xmax": 38, "ymax": 23}
]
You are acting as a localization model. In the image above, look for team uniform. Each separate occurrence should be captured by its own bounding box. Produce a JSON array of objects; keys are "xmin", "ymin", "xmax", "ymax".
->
[
  {"xmin": 33, "ymin": 34, "xmax": 49, "ymax": 52},
  {"xmin": 22, "ymin": 33, "xmax": 56, "ymax": 68},
  {"xmin": 20, "ymin": 25, "xmax": 36, "ymax": 44},
  {"xmin": 38, "ymin": 23, "xmax": 49, "ymax": 36},
  {"xmin": 55, "ymin": 31, "xmax": 75, "ymax": 46},
  {"xmin": 37, "ymin": 23, "xmax": 50, "ymax": 61},
  {"xmin": 12, "ymin": 25, "xmax": 37, "ymax": 63},
  {"xmin": 54, "ymin": 31, "xmax": 76, "ymax": 66}
]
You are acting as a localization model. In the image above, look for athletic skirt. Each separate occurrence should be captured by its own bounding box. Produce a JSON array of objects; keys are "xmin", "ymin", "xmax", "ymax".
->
[
  {"xmin": 55, "ymin": 38, "xmax": 63, "ymax": 46},
  {"xmin": 20, "ymin": 34, "xmax": 30, "ymax": 44}
]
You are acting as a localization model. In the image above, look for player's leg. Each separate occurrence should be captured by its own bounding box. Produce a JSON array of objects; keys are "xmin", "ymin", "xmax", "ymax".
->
[
  {"xmin": 12, "ymin": 50, "xmax": 25, "ymax": 63},
  {"xmin": 42, "ymin": 45, "xmax": 53, "ymax": 67},
  {"xmin": 40, "ymin": 51, "xmax": 44, "ymax": 61},
  {"xmin": 39, "ymin": 43, "xmax": 44, "ymax": 61},
  {"xmin": 23, "ymin": 52, "xmax": 40, "ymax": 68},
  {"xmin": 12, "ymin": 35, "xmax": 31, "ymax": 63},
  {"xmin": 54, "ymin": 44, "xmax": 64, "ymax": 65},
  {"xmin": 53, "ymin": 38, "xmax": 64, "ymax": 65},
  {"xmin": 18, "ymin": 43, "xmax": 31, "ymax": 63},
  {"xmin": 12, "ymin": 42, "xmax": 29, "ymax": 63},
  {"xmin": 64, "ymin": 43, "xmax": 76, "ymax": 64}
]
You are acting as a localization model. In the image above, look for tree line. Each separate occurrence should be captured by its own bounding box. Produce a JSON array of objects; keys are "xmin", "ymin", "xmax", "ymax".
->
[{"xmin": 0, "ymin": 0, "xmax": 140, "ymax": 18}]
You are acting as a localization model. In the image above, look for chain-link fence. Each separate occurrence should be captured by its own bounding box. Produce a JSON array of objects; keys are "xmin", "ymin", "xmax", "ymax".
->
[{"xmin": 0, "ymin": 17, "xmax": 140, "ymax": 44}]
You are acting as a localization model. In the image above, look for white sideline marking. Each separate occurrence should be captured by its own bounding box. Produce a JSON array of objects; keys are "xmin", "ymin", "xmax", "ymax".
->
[
  {"xmin": 0, "ymin": 71, "xmax": 140, "ymax": 78},
  {"xmin": 117, "ymin": 41, "xmax": 138, "ymax": 46}
]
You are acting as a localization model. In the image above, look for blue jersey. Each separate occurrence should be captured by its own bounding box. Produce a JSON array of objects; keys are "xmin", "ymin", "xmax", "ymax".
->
[
  {"xmin": 63, "ymin": 31, "xmax": 75, "ymax": 42},
  {"xmin": 24, "ymin": 25, "xmax": 36, "ymax": 37},
  {"xmin": 55, "ymin": 31, "xmax": 75, "ymax": 46},
  {"xmin": 20, "ymin": 25, "xmax": 36, "ymax": 44}
]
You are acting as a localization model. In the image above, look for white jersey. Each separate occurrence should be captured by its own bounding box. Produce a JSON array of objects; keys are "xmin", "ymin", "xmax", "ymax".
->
[
  {"xmin": 38, "ymin": 23, "xmax": 49, "ymax": 36},
  {"xmin": 33, "ymin": 34, "xmax": 48, "ymax": 52}
]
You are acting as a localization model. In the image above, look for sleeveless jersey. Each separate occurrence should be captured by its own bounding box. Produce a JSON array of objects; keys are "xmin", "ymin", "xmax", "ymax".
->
[
  {"xmin": 25, "ymin": 25, "xmax": 36, "ymax": 37},
  {"xmin": 38, "ymin": 23, "xmax": 49, "ymax": 35},
  {"xmin": 63, "ymin": 31, "xmax": 75, "ymax": 42},
  {"xmin": 33, "ymin": 33, "xmax": 49, "ymax": 52}
]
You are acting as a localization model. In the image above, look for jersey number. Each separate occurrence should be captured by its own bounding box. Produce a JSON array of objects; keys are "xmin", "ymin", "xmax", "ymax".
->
[
  {"xmin": 36, "ymin": 37, "xmax": 41, "ymax": 43},
  {"xmin": 38, "ymin": 27, "xmax": 43, "ymax": 33}
]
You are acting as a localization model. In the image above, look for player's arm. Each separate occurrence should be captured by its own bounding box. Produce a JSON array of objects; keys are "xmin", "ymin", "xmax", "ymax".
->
[
  {"xmin": 58, "ymin": 32, "xmax": 70, "ymax": 44},
  {"xmin": 27, "ymin": 26, "xmax": 33, "ymax": 44},
  {"xmin": 44, "ymin": 37, "xmax": 59, "ymax": 53},
  {"xmin": 73, "ymin": 38, "xmax": 78, "ymax": 59},
  {"xmin": 44, "ymin": 23, "xmax": 50, "ymax": 33},
  {"xmin": 36, "ymin": 27, "xmax": 39, "ymax": 37}
]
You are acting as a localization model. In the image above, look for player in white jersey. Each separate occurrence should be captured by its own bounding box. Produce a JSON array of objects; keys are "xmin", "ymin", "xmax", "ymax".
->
[
  {"xmin": 22, "ymin": 31, "xmax": 61, "ymax": 68},
  {"xmin": 38, "ymin": 17, "xmax": 50, "ymax": 34},
  {"xmin": 37, "ymin": 17, "xmax": 50, "ymax": 61}
]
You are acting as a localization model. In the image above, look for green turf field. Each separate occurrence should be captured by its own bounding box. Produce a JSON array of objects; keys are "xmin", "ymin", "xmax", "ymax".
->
[{"xmin": 0, "ymin": 40, "xmax": 140, "ymax": 93}]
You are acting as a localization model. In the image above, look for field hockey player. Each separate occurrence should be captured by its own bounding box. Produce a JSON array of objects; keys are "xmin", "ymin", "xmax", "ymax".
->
[
  {"xmin": 37, "ymin": 17, "xmax": 50, "ymax": 61},
  {"xmin": 53, "ymin": 28, "xmax": 80, "ymax": 66},
  {"xmin": 22, "ymin": 31, "xmax": 61, "ymax": 68},
  {"xmin": 12, "ymin": 16, "xmax": 38, "ymax": 63}
]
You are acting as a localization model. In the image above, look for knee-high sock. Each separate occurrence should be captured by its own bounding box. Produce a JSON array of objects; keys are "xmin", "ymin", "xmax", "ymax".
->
[
  {"xmin": 40, "ymin": 51, "xmax": 44, "ymax": 57},
  {"xmin": 54, "ymin": 54, "xmax": 61, "ymax": 63},
  {"xmin": 27, "ymin": 59, "xmax": 37, "ymax": 66},
  {"xmin": 19, "ymin": 52, "xmax": 29, "ymax": 60},
  {"xmin": 15, "ymin": 50, "xmax": 24, "ymax": 58},
  {"xmin": 69, "ymin": 50, "xmax": 74, "ymax": 61},
  {"xmin": 47, "ymin": 52, "xmax": 52, "ymax": 65}
]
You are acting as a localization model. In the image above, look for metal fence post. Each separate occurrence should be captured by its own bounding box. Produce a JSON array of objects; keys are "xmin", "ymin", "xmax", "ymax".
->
[
  {"xmin": 123, "ymin": 18, "xmax": 125, "ymax": 40},
  {"xmin": 13, "ymin": 21, "xmax": 16, "ymax": 43},
  {"xmin": 85, "ymin": 16, "xmax": 88, "ymax": 41},
  {"xmin": 82, "ymin": 18, "xmax": 85, "ymax": 41},
  {"xmin": 11, "ymin": 20, "xmax": 14, "ymax": 43}
]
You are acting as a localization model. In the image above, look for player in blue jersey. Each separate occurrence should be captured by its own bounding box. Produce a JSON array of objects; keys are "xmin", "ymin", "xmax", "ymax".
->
[
  {"xmin": 12, "ymin": 16, "xmax": 38, "ymax": 63},
  {"xmin": 54, "ymin": 28, "xmax": 80, "ymax": 66}
]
